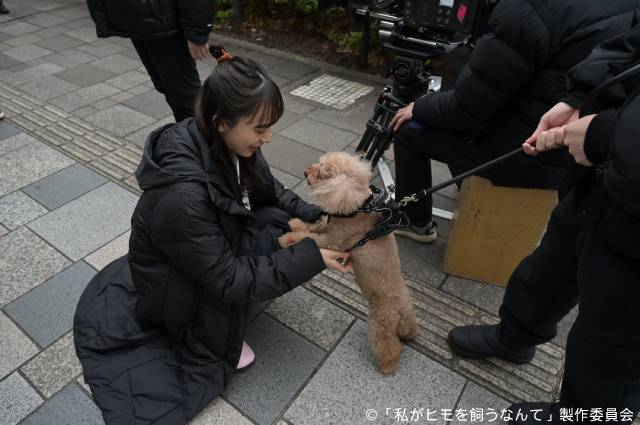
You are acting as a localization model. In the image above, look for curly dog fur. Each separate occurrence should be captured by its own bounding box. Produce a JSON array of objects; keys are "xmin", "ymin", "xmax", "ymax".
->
[{"xmin": 279, "ymin": 152, "xmax": 418, "ymax": 374}]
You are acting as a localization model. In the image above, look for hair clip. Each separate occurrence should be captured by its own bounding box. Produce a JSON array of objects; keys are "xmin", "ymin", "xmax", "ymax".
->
[{"xmin": 209, "ymin": 44, "xmax": 234, "ymax": 62}]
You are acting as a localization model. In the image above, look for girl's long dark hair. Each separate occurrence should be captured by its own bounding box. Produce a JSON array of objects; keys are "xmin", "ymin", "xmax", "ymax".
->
[{"xmin": 195, "ymin": 52, "xmax": 284, "ymax": 199}]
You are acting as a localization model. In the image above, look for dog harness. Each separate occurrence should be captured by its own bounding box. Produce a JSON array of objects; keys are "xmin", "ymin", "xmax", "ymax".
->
[{"xmin": 328, "ymin": 185, "xmax": 410, "ymax": 252}]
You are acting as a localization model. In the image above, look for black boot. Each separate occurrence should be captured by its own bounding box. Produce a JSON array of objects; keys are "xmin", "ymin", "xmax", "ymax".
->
[
  {"xmin": 508, "ymin": 402, "xmax": 558, "ymax": 424},
  {"xmin": 0, "ymin": 1, "xmax": 8, "ymax": 14},
  {"xmin": 447, "ymin": 324, "xmax": 535, "ymax": 364}
]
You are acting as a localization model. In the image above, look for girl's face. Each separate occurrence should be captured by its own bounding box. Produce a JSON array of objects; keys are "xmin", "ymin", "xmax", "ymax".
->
[{"xmin": 218, "ymin": 112, "xmax": 273, "ymax": 158}]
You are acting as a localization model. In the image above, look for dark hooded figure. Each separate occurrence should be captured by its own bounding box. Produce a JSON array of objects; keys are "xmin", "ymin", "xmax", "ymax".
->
[{"xmin": 73, "ymin": 48, "xmax": 351, "ymax": 425}]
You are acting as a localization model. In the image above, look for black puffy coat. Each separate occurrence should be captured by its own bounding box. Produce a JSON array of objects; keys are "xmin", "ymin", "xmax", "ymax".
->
[
  {"xmin": 86, "ymin": 0, "xmax": 214, "ymax": 43},
  {"xmin": 413, "ymin": 0, "xmax": 638, "ymax": 189},
  {"xmin": 74, "ymin": 118, "xmax": 325, "ymax": 424}
]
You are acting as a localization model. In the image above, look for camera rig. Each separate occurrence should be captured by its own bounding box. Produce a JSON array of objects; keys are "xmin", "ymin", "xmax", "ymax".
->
[{"xmin": 322, "ymin": 0, "xmax": 496, "ymax": 219}]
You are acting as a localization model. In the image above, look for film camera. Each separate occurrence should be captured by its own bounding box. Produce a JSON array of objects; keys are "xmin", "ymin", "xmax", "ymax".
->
[{"xmin": 320, "ymin": 0, "xmax": 497, "ymax": 217}]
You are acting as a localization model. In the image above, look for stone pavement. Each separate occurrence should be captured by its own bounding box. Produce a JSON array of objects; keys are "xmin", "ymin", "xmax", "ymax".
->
[{"xmin": 0, "ymin": 1, "xmax": 581, "ymax": 424}]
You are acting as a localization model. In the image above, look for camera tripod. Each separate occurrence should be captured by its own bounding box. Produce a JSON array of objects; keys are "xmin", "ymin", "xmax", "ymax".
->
[{"xmin": 355, "ymin": 12, "xmax": 463, "ymax": 219}]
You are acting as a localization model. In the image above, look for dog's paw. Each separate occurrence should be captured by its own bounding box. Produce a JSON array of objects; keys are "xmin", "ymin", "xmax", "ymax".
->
[
  {"xmin": 288, "ymin": 218, "xmax": 307, "ymax": 232},
  {"xmin": 278, "ymin": 232, "xmax": 299, "ymax": 248},
  {"xmin": 377, "ymin": 358, "xmax": 400, "ymax": 375}
]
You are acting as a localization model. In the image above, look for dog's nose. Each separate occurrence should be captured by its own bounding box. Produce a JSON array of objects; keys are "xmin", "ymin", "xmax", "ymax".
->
[{"xmin": 304, "ymin": 171, "xmax": 308, "ymax": 178}]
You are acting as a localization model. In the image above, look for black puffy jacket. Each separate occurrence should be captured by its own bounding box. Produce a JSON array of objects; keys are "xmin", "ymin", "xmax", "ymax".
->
[
  {"xmin": 413, "ymin": 0, "xmax": 638, "ymax": 189},
  {"xmin": 566, "ymin": 5, "xmax": 640, "ymax": 259},
  {"xmin": 130, "ymin": 117, "xmax": 325, "ymax": 359},
  {"xmin": 74, "ymin": 118, "xmax": 325, "ymax": 424},
  {"xmin": 86, "ymin": 0, "xmax": 214, "ymax": 43}
]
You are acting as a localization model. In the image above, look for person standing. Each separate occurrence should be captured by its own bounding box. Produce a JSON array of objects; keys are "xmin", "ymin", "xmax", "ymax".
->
[
  {"xmin": 86, "ymin": 0, "xmax": 213, "ymax": 121},
  {"xmin": 448, "ymin": 5, "xmax": 640, "ymax": 421}
]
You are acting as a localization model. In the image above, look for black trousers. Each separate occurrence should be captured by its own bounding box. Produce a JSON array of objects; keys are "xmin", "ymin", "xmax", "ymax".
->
[
  {"xmin": 246, "ymin": 206, "xmax": 293, "ymax": 323},
  {"xmin": 131, "ymin": 34, "xmax": 201, "ymax": 122},
  {"xmin": 393, "ymin": 121, "xmax": 495, "ymax": 224},
  {"xmin": 393, "ymin": 121, "xmax": 562, "ymax": 224},
  {"xmin": 499, "ymin": 190, "xmax": 640, "ymax": 420}
]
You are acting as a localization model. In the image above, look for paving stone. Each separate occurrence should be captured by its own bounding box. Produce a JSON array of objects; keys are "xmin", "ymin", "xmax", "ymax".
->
[
  {"xmin": 35, "ymin": 34, "xmax": 85, "ymax": 53},
  {"xmin": 224, "ymin": 315, "xmax": 326, "ymax": 425},
  {"xmin": 33, "ymin": 26, "xmax": 68, "ymax": 39},
  {"xmin": 4, "ymin": 34, "xmax": 42, "ymax": 48},
  {"xmin": 61, "ymin": 17, "xmax": 94, "ymax": 30},
  {"xmin": 77, "ymin": 40, "xmax": 126, "ymax": 58},
  {"xmin": 0, "ymin": 372, "xmax": 43, "ymax": 425},
  {"xmin": 396, "ymin": 235, "xmax": 448, "ymax": 287},
  {"xmin": 85, "ymin": 230, "xmax": 130, "ymax": 270},
  {"xmin": 0, "ymin": 191, "xmax": 47, "ymax": 230},
  {"xmin": 0, "ymin": 52, "xmax": 22, "ymax": 68},
  {"xmin": 55, "ymin": 63, "xmax": 116, "ymax": 87},
  {"xmin": 242, "ymin": 49, "xmax": 286, "ymax": 66},
  {"xmin": 71, "ymin": 105, "xmax": 99, "ymax": 118},
  {"xmin": 268, "ymin": 60, "xmax": 317, "ymax": 81},
  {"xmin": 91, "ymin": 53, "xmax": 140, "ymax": 74},
  {"xmin": 0, "ymin": 227, "xmax": 71, "ymax": 307},
  {"xmin": 272, "ymin": 109, "xmax": 303, "ymax": 134},
  {"xmin": 21, "ymin": 384, "xmax": 104, "ymax": 425},
  {"xmin": 5, "ymin": 262, "xmax": 96, "ymax": 348},
  {"xmin": 292, "ymin": 178, "xmax": 313, "ymax": 203},
  {"xmin": 19, "ymin": 75, "xmax": 79, "ymax": 100},
  {"xmin": 127, "ymin": 83, "xmax": 152, "ymax": 95},
  {"xmin": 285, "ymin": 320, "xmax": 466, "ymax": 425},
  {"xmin": 104, "ymin": 69, "xmax": 149, "ymax": 90},
  {"xmin": 66, "ymin": 26, "xmax": 99, "ymax": 43},
  {"xmin": 307, "ymin": 107, "xmax": 371, "ymax": 135},
  {"xmin": 93, "ymin": 98, "xmax": 116, "ymax": 110},
  {"xmin": 281, "ymin": 118, "xmax": 358, "ymax": 152},
  {"xmin": 4, "ymin": 44, "xmax": 53, "ymax": 62},
  {"xmin": 442, "ymin": 276, "xmax": 505, "ymax": 315},
  {"xmin": 49, "ymin": 82, "xmax": 121, "ymax": 112},
  {"xmin": 451, "ymin": 381, "xmax": 511, "ymax": 424},
  {"xmin": 22, "ymin": 163, "xmax": 108, "ymax": 210},
  {"xmin": 85, "ymin": 104, "xmax": 155, "ymax": 137},
  {"xmin": 0, "ymin": 122, "xmax": 22, "ymax": 141},
  {"xmin": 21, "ymin": 333, "xmax": 82, "ymax": 397},
  {"xmin": 52, "ymin": 6, "xmax": 91, "ymax": 20},
  {"xmin": 0, "ymin": 311, "xmax": 40, "ymax": 380},
  {"xmin": 124, "ymin": 115, "xmax": 173, "ymax": 147},
  {"xmin": 45, "ymin": 48, "xmax": 97, "ymax": 68},
  {"xmin": 270, "ymin": 167, "xmax": 301, "ymax": 189},
  {"xmin": 28, "ymin": 182, "xmax": 138, "ymax": 261},
  {"xmin": 0, "ymin": 224, "xmax": 7, "ymax": 237},
  {"xmin": 282, "ymin": 95, "xmax": 315, "ymax": 115},
  {"xmin": 110, "ymin": 91, "xmax": 134, "ymax": 103},
  {"xmin": 267, "ymin": 286, "xmax": 354, "ymax": 350},
  {"xmin": 1, "ymin": 22, "xmax": 41, "ymax": 37},
  {"xmin": 189, "ymin": 398, "xmax": 253, "ymax": 425},
  {"xmin": 25, "ymin": 13, "xmax": 67, "ymax": 28},
  {"xmin": 0, "ymin": 142, "xmax": 74, "ymax": 197},
  {"xmin": 2, "ymin": 62, "xmax": 64, "ymax": 86},
  {"xmin": 122, "ymin": 90, "xmax": 172, "ymax": 119},
  {"xmin": 262, "ymin": 134, "xmax": 324, "ymax": 178}
]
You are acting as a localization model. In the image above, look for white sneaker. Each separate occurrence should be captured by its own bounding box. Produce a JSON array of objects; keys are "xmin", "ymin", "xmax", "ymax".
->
[{"xmin": 395, "ymin": 220, "xmax": 437, "ymax": 244}]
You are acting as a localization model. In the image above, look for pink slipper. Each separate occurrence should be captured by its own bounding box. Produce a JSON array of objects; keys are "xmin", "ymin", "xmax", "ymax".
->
[{"xmin": 236, "ymin": 340, "xmax": 255, "ymax": 371}]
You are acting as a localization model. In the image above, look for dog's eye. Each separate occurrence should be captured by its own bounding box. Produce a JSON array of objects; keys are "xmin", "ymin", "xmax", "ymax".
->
[{"xmin": 319, "ymin": 165, "xmax": 336, "ymax": 179}]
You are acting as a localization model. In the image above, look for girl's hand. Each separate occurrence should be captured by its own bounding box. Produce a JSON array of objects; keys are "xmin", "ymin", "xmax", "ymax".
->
[{"xmin": 320, "ymin": 249, "xmax": 352, "ymax": 273}]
